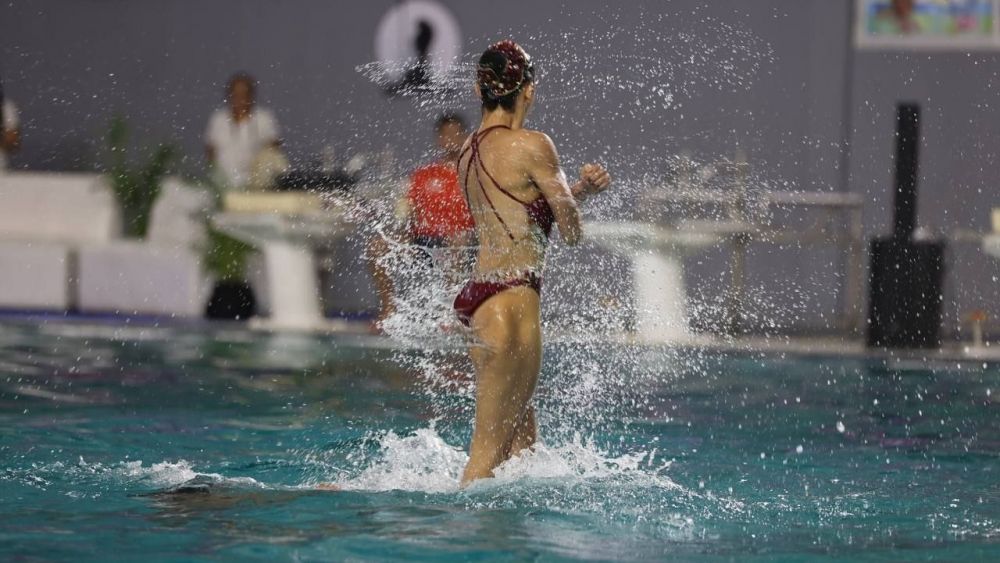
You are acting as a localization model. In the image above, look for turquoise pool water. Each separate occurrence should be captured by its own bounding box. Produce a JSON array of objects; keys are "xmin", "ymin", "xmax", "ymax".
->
[{"xmin": 1, "ymin": 319, "xmax": 997, "ymax": 561}]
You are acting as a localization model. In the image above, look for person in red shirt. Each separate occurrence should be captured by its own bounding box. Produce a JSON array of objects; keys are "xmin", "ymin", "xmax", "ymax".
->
[
  {"xmin": 369, "ymin": 113, "xmax": 474, "ymax": 330},
  {"xmin": 401, "ymin": 113, "xmax": 474, "ymax": 247}
]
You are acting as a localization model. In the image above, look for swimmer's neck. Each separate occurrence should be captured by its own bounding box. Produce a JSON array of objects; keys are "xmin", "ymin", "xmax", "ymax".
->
[{"xmin": 480, "ymin": 107, "xmax": 526, "ymax": 131}]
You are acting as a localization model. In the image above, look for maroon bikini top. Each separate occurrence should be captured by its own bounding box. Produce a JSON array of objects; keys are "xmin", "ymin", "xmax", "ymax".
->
[{"xmin": 458, "ymin": 125, "xmax": 555, "ymax": 240}]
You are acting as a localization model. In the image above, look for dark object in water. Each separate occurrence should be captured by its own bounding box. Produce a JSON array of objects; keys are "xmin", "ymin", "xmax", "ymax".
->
[
  {"xmin": 160, "ymin": 481, "xmax": 212, "ymax": 495},
  {"xmin": 133, "ymin": 475, "xmax": 216, "ymax": 499},
  {"xmin": 137, "ymin": 476, "xmax": 318, "ymax": 519}
]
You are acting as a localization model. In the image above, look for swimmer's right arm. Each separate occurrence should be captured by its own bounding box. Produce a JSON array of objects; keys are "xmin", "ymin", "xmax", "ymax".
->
[
  {"xmin": 572, "ymin": 164, "xmax": 611, "ymax": 204},
  {"xmin": 526, "ymin": 132, "xmax": 582, "ymax": 245}
]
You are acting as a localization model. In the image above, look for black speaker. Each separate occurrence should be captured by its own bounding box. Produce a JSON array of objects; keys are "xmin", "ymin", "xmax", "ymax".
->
[
  {"xmin": 866, "ymin": 102, "xmax": 946, "ymax": 349},
  {"xmin": 867, "ymin": 238, "xmax": 944, "ymax": 348}
]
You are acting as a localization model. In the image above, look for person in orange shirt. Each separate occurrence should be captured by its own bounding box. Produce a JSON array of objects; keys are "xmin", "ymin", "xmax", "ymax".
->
[
  {"xmin": 369, "ymin": 113, "xmax": 474, "ymax": 330},
  {"xmin": 401, "ymin": 113, "xmax": 474, "ymax": 247}
]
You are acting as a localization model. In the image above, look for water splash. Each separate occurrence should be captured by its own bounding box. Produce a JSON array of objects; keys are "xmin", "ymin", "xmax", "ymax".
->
[
  {"xmin": 5, "ymin": 458, "xmax": 266, "ymax": 493},
  {"xmin": 305, "ymin": 425, "xmax": 682, "ymax": 495},
  {"xmin": 309, "ymin": 6, "xmax": 820, "ymax": 503},
  {"xmin": 337, "ymin": 5, "xmax": 815, "ymax": 350}
]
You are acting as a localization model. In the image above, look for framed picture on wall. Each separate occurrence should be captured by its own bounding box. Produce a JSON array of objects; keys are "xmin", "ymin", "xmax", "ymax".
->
[{"xmin": 855, "ymin": 0, "xmax": 1000, "ymax": 49}]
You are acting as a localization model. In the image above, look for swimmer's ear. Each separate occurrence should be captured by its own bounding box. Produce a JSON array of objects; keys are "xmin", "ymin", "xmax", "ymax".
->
[
  {"xmin": 523, "ymin": 83, "xmax": 536, "ymax": 105},
  {"xmin": 473, "ymin": 82, "xmax": 482, "ymax": 100}
]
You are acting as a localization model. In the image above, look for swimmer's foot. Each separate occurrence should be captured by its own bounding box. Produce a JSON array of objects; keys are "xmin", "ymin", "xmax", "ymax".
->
[{"xmin": 316, "ymin": 483, "xmax": 341, "ymax": 491}]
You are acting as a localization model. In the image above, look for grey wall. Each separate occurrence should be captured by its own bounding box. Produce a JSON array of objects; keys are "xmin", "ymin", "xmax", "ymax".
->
[{"xmin": 1, "ymin": 0, "xmax": 997, "ymax": 337}]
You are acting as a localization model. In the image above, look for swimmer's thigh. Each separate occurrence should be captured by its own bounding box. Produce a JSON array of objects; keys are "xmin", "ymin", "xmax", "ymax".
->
[{"xmin": 470, "ymin": 287, "xmax": 541, "ymax": 424}]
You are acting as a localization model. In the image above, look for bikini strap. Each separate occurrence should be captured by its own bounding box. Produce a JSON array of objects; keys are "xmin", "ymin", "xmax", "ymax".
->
[
  {"xmin": 462, "ymin": 124, "xmax": 543, "ymax": 241},
  {"xmin": 470, "ymin": 126, "xmax": 531, "ymax": 206},
  {"xmin": 458, "ymin": 125, "xmax": 508, "ymax": 189},
  {"xmin": 466, "ymin": 126, "xmax": 520, "ymax": 240}
]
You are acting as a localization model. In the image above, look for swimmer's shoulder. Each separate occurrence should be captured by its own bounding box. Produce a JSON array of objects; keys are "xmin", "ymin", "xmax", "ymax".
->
[
  {"xmin": 510, "ymin": 129, "xmax": 559, "ymax": 166},
  {"xmin": 510, "ymin": 128, "xmax": 553, "ymax": 146}
]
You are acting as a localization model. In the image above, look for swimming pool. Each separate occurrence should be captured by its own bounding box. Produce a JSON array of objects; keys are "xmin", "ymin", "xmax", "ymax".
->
[{"xmin": 1, "ymin": 319, "xmax": 997, "ymax": 561}]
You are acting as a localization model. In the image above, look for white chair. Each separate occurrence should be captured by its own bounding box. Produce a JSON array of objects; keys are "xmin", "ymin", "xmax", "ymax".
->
[
  {"xmin": 76, "ymin": 177, "xmax": 213, "ymax": 318},
  {"xmin": 0, "ymin": 172, "xmax": 120, "ymax": 310}
]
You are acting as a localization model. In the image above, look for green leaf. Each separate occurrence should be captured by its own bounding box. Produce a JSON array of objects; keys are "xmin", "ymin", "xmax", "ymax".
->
[{"xmin": 102, "ymin": 116, "xmax": 178, "ymax": 238}]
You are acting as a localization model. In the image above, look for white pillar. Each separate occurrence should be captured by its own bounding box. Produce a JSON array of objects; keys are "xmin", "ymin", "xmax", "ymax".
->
[
  {"xmin": 260, "ymin": 241, "xmax": 323, "ymax": 329},
  {"xmin": 633, "ymin": 252, "xmax": 690, "ymax": 341}
]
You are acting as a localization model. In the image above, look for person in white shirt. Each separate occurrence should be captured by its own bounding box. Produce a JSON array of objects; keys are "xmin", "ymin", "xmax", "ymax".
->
[
  {"xmin": 0, "ymin": 78, "xmax": 22, "ymax": 172},
  {"xmin": 204, "ymin": 73, "xmax": 280, "ymax": 190}
]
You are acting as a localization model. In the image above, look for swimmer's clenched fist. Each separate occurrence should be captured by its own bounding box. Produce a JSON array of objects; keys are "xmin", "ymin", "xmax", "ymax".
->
[{"xmin": 577, "ymin": 163, "xmax": 611, "ymax": 199}]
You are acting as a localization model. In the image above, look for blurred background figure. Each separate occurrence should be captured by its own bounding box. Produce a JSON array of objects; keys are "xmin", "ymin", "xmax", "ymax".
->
[
  {"xmin": 368, "ymin": 112, "xmax": 475, "ymax": 331},
  {"xmin": 403, "ymin": 20, "xmax": 434, "ymax": 89},
  {"xmin": 872, "ymin": 0, "xmax": 922, "ymax": 35},
  {"xmin": 0, "ymin": 74, "xmax": 22, "ymax": 172},
  {"xmin": 400, "ymin": 112, "xmax": 474, "ymax": 248},
  {"xmin": 205, "ymin": 73, "xmax": 283, "ymax": 191}
]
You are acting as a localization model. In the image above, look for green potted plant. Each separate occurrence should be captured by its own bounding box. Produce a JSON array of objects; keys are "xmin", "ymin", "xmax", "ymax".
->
[
  {"xmin": 201, "ymin": 225, "xmax": 257, "ymax": 319},
  {"xmin": 105, "ymin": 116, "xmax": 177, "ymax": 238},
  {"xmin": 192, "ymin": 175, "xmax": 257, "ymax": 319}
]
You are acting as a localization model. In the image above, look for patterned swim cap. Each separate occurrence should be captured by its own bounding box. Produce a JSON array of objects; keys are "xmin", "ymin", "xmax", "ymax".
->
[{"xmin": 477, "ymin": 40, "xmax": 535, "ymax": 100}]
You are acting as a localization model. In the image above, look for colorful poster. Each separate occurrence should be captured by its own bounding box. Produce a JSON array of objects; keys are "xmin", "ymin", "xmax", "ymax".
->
[{"xmin": 856, "ymin": 0, "xmax": 998, "ymax": 48}]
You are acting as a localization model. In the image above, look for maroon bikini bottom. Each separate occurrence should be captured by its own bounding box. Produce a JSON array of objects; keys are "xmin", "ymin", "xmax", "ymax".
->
[{"xmin": 453, "ymin": 272, "xmax": 542, "ymax": 327}]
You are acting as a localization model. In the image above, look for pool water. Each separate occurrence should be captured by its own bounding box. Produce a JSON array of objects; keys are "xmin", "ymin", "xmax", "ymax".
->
[{"xmin": 1, "ymin": 319, "xmax": 997, "ymax": 561}]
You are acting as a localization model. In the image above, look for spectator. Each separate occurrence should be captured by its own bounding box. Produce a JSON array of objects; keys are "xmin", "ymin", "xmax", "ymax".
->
[
  {"xmin": 400, "ymin": 113, "xmax": 474, "ymax": 247},
  {"xmin": 0, "ymin": 76, "xmax": 22, "ymax": 172},
  {"xmin": 205, "ymin": 73, "xmax": 281, "ymax": 190},
  {"xmin": 368, "ymin": 112, "xmax": 475, "ymax": 331}
]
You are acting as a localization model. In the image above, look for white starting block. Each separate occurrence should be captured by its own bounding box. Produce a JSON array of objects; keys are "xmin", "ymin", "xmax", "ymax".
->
[
  {"xmin": 0, "ymin": 172, "xmax": 120, "ymax": 311},
  {"xmin": 77, "ymin": 243, "xmax": 208, "ymax": 317},
  {"xmin": 213, "ymin": 199, "xmax": 352, "ymax": 331},
  {"xmin": 587, "ymin": 221, "xmax": 720, "ymax": 342},
  {"xmin": 984, "ymin": 234, "xmax": 1000, "ymax": 260},
  {"xmin": 76, "ymin": 178, "xmax": 213, "ymax": 318}
]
